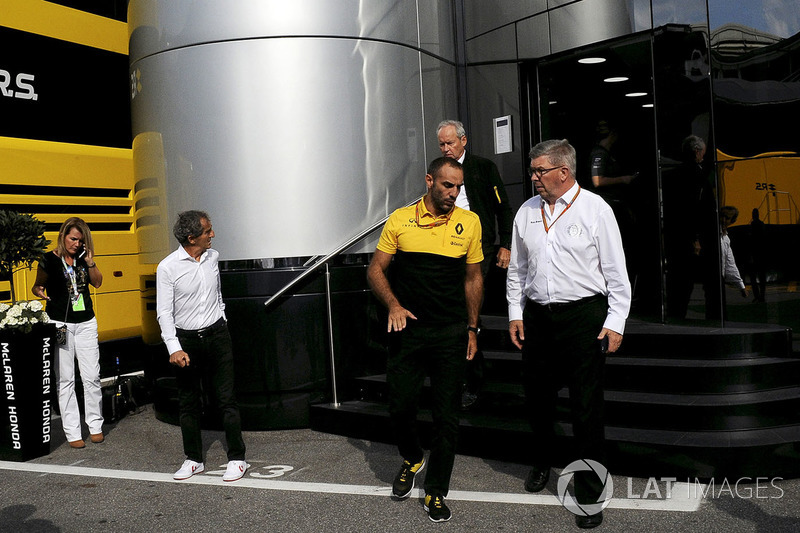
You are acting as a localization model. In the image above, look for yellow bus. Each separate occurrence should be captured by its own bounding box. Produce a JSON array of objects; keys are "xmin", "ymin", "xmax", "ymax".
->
[
  {"xmin": 718, "ymin": 149, "xmax": 800, "ymax": 227},
  {"xmin": 1, "ymin": 2, "xmax": 158, "ymax": 344}
]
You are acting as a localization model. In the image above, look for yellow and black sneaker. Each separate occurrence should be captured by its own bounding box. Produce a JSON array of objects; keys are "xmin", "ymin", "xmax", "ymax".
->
[
  {"xmin": 392, "ymin": 458, "xmax": 425, "ymax": 499},
  {"xmin": 423, "ymin": 493, "xmax": 451, "ymax": 523}
]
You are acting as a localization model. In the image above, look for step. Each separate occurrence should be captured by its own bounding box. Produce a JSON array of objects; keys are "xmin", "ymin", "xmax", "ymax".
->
[
  {"xmin": 352, "ymin": 374, "xmax": 800, "ymax": 431},
  {"xmin": 309, "ymin": 400, "xmax": 800, "ymax": 479},
  {"xmin": 477, "ymin": 316, "xmax": 793, "ymax": 360}
]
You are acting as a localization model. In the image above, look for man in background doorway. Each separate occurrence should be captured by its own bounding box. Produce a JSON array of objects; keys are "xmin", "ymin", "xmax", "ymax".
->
[{"xmin": 437, "ymin": 119, "xmax": 514, "ymax": 409}]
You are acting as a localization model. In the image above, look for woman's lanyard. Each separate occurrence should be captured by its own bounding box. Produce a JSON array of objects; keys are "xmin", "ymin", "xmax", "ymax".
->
[
  {"xmin": 61, "ymin": 255, "xmax": 86, "ymax": 312},
  {"xmin": 541, "ymin": 186, "xmax": 581, "ymax": 233}
]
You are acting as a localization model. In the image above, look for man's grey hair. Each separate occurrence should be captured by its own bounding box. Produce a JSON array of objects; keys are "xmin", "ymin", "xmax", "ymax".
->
[
  {"xmin": 173, "ymin": 210, "xmax": 211, "ymax": 245},
  {"xmin": 529, "ymin": 139, "xmax": 576, "ymax": 177},
  {"xmin": 682, "ymin": 135, "xmax": 706, "ymax": 160},
  {"xmin": 437, "ymin": 119, "xmax": 466, "ymax": 138}
]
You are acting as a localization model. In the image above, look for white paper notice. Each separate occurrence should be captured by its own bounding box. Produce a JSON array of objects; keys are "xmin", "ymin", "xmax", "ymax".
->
[{"xmin": 493, "ymin": 115, "xmax": 512, "ymax": 154}]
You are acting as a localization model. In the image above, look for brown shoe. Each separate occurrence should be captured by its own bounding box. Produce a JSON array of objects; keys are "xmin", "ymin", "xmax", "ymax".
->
[
  {"xmin": 90, "ymin": 433, "xmax": 104, "ymax": 443},
  {"xmin": 69, "ymin": 439, "xmax": 86, "ymax": 449}
]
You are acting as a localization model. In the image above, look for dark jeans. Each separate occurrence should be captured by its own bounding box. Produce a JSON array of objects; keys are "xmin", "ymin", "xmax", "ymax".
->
[
  {"xmin": 387, "ymin": 322, "xmax": 466, "ymax": 496},
  {"xmin": 521, "ymin": 296, "xmax": 607, "ymax": 504},
  {"xmin": 175, "ymin": 324, "xmax": 246, "ymax": 463}
]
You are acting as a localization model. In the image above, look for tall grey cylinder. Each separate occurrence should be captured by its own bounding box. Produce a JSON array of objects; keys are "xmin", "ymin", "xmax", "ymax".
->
[
  {"xmin": 128, "ymin": 0, "xmax": 459, "ymax": 429},
  {"xmin": 128, "ymin": 0, "xmax": 458, "ymax": 262}
]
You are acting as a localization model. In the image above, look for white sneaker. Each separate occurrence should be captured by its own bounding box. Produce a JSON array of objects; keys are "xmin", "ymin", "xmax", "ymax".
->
[
  {"xmin": 173, "ymin": 460, "xmax": 204, "ymax": 480},
  {"xmin": 223, "ymin": 460, "xmax": 250, "ymax": 482}
]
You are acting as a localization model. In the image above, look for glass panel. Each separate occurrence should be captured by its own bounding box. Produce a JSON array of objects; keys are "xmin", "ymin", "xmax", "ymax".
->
[
  {"xmin": 652, "ymin": 0, "xmax": 707, "ymax": 27},
  {"xmin": 709, "ymin": 0, "xmax": 800, "ymax": 331},
  {"xmin": 653, "ymin": 25, "xmax": 721, "ymax": 324},
  {"xmin": 534, "ymin": 36, "xmax": 660, "ymax": 320}
]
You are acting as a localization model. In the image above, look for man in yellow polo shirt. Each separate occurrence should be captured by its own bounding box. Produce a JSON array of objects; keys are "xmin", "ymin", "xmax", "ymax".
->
[{"xmin": 367, "ymin": 156, "xmax": 483, "ymax": 523}]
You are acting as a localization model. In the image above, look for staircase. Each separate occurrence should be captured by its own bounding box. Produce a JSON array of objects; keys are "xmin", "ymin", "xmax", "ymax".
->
[{"xmin": 310, "ymin": 312, "xmax": 800, "ymax": 480}]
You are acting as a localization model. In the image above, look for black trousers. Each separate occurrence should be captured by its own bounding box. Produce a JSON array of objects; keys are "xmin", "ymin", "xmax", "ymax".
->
[
  {"xmin": 175, "ymin": 323, "xmax": 246, "ymax": 463},
  {"xmin": 387, "ymin": 322, "xmax": 466, "ymax": 496},
  {"xmin": 463, "ymin": 247, "xmax": 495, "ymax": 395},
  {"xmin": 521, "ymin": 295, "xmax": 607, "ymax": 504}
]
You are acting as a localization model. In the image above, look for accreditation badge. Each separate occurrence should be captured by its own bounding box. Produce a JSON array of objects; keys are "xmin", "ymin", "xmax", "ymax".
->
[{"xmin": 72, "ymin": 293, "xmax": 86, "ymax": 312}]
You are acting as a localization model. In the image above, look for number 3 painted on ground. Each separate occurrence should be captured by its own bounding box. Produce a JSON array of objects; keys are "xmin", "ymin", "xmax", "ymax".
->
[
  {"xmin": 250, "ymin": 465, "xmax": 294, "ymax": 478},
  {"xmin": 207, "ymin": 464, "xmax": 294, "ymax": 478}
]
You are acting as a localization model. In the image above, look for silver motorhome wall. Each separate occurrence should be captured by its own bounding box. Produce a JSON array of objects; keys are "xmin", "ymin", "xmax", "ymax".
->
[{"xmin": 128, "ymin": 0, "xmax": 458, "ymax": 262}]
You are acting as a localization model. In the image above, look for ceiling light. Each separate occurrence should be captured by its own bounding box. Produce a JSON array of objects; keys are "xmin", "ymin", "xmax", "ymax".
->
[
  {"xmin": 642, "ymin": 103, "xmax": 654, "ymax": 108},
  {"xmin": 626, "ymin": 92, "xmax": 647, "ymax": 97},
  {"xmin": 604, "ymin": 76, "xmax": 629, "ymax": 83},
  {"xmin": 578, "ymin": 57, "xmax": 606, "ymax": 64}
]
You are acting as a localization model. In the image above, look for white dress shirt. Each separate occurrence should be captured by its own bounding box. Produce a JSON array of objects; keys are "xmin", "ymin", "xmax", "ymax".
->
[
  {"xmin": 156, "ymin": 246, "xmax": 226, "ymax": 355},
  {"xmin": 507, "ymin": 182, "xmax": 631, "ymax": 334},
  {"xmin": 721, "ymin": 232, "xmax": 745, "ymax": 289},
  {"xmin": 454, "ymin": 151, "xmax": 470, "ymax": 210}
]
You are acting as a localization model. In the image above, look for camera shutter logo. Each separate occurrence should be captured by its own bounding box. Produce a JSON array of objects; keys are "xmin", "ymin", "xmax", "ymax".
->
[{"xmin": 556, "ymin": 459, "xmax": 614, "ymax": 516}]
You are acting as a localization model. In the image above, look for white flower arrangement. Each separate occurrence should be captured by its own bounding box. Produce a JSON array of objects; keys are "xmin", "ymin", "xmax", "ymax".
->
[{"xmin": 0, "ymin": 300, "xmax": 50, "ymax": 334}]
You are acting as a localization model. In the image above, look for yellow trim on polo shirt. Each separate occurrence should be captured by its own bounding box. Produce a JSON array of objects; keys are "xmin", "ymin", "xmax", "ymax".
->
[{"xmin": 377, "ymin": 200, "xmax": 483, "ymax": 264}]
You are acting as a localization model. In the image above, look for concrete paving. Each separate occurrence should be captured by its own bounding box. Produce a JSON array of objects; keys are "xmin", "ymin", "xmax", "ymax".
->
[{"xmin": 1, "ymin": 405, "xmax": 799, "ymax": 532}]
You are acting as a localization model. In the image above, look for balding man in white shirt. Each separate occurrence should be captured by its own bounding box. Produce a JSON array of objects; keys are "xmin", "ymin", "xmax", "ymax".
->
[
  {"xmin": 157, "ymin": 210, "xmax": 248, "ymax": 483},
  {"xmin": 507, "ymin": 139, "xmax": 631, "ymax": 529}
]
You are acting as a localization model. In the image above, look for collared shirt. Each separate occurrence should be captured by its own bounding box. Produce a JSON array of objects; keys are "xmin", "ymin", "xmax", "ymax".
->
[
  {"xmin": 454, "ymin": 151, "xmax": 470, "ymax": 210},
  {"xmin": 156, "ymin": 246, "xmax": 226, "ymax": 355},
  {"xmin": 721, "ymin": 233, "xmax": 745, "ymax": 289},
  {"xmin": 376, "ymin": 197, "xmax": 482, "ymax": 324},
  {"xmin": 507, "ymin": 181, "xmax": 631, "ymax": 334}
]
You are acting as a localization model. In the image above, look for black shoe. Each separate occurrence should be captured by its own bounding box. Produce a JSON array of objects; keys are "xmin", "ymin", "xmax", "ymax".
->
[
  {"xmin": 423, "ymin": 493, "xmax": 451, "ymax": 523},
  {"xmin": 392, "ymin": 458, "xmax": 425, "ymax": 499},
  {"xmin": 576, "ymin": 511, "xmax": 603, "ymax": 529},
  {"xmin": 524, "ymin": 466, "xmax": 550, "ymax": 493}
]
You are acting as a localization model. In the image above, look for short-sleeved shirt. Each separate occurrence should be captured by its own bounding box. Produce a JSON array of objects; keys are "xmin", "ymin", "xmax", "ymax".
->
[
  {"xmin": 39, "ymin": 251, "xmax": 95, "ymax": 323},
  {"xmin": 376, "ymin": 198, "xmax": 483, "ymax": 325}
]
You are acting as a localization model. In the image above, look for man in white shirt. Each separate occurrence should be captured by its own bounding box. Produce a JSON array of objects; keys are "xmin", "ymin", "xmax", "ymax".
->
[
  {"xmin": 507, "ymin": 140, "xmax": 631, "ymax": 529},
  {"xmin": 156, "ymin": 210, "xmax": 248, "ymax": 482}
]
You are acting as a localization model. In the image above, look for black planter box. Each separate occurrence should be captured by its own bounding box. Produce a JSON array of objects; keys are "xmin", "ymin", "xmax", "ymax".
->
[{"xmin": 0, "ymin": 323, "xmax": 56, "ymax": 461}]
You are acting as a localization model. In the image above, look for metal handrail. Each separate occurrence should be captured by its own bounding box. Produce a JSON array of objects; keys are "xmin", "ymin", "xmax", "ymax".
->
[
  {"xmin": 263, "ymin": 195, "xmax": 421, "ymax": 408},
  {"xmin": 263, "ymin": 196, "xmax": 421, "ymax": 308}
]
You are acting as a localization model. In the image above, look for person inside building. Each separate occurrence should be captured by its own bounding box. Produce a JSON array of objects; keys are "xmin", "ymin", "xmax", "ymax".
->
[{"xmin": 719, "ymin": 206, "xmax": 749, "ymax": 301}]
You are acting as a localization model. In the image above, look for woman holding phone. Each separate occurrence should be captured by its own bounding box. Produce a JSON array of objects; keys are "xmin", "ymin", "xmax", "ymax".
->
[{"xmin": 31, "ymin": 217, "xmax": 104, "ymax": 448}]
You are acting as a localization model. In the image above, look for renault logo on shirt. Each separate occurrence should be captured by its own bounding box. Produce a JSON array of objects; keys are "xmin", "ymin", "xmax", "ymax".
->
[{"xmin": 455, "ymin": 223, "xmax": 464, "ymax": 235}]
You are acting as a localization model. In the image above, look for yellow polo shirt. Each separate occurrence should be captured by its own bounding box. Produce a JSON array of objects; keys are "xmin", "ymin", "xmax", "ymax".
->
[{"xmin": 376, "ymin": 197, "xmax": 482, "ymax": 324}]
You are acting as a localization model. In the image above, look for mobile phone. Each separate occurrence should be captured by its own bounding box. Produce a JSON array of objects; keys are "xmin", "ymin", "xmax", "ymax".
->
[
  {"xmin": 78, "ymin": 245, "xmax": 86, "ymax": 259},
  {"xmin": 599, "ymin": 336, "xmax": 609, "ymax": 353}
]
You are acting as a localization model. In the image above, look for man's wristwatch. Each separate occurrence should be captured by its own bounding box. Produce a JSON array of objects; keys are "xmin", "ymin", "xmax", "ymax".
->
[{"xmin": 467, "ymin": 326, "xmax": 480, "ymax": 335}]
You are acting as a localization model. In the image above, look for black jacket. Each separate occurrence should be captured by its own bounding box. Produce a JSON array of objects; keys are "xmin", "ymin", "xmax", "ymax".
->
[{"xmin": 462, "ymin": 151, "xmax": 514, "ymax": 251}]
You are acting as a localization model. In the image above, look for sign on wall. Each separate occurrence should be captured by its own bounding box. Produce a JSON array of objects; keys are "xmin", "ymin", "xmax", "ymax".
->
[{"xmin": 0, "ymin": 26, "xmax": 131, "ymax": 148}]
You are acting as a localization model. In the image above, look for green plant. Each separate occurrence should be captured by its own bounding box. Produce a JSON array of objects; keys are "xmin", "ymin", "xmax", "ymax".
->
[{"xmin": 0, "ymin": 210, "xmax": 50, "ymax": 304}]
